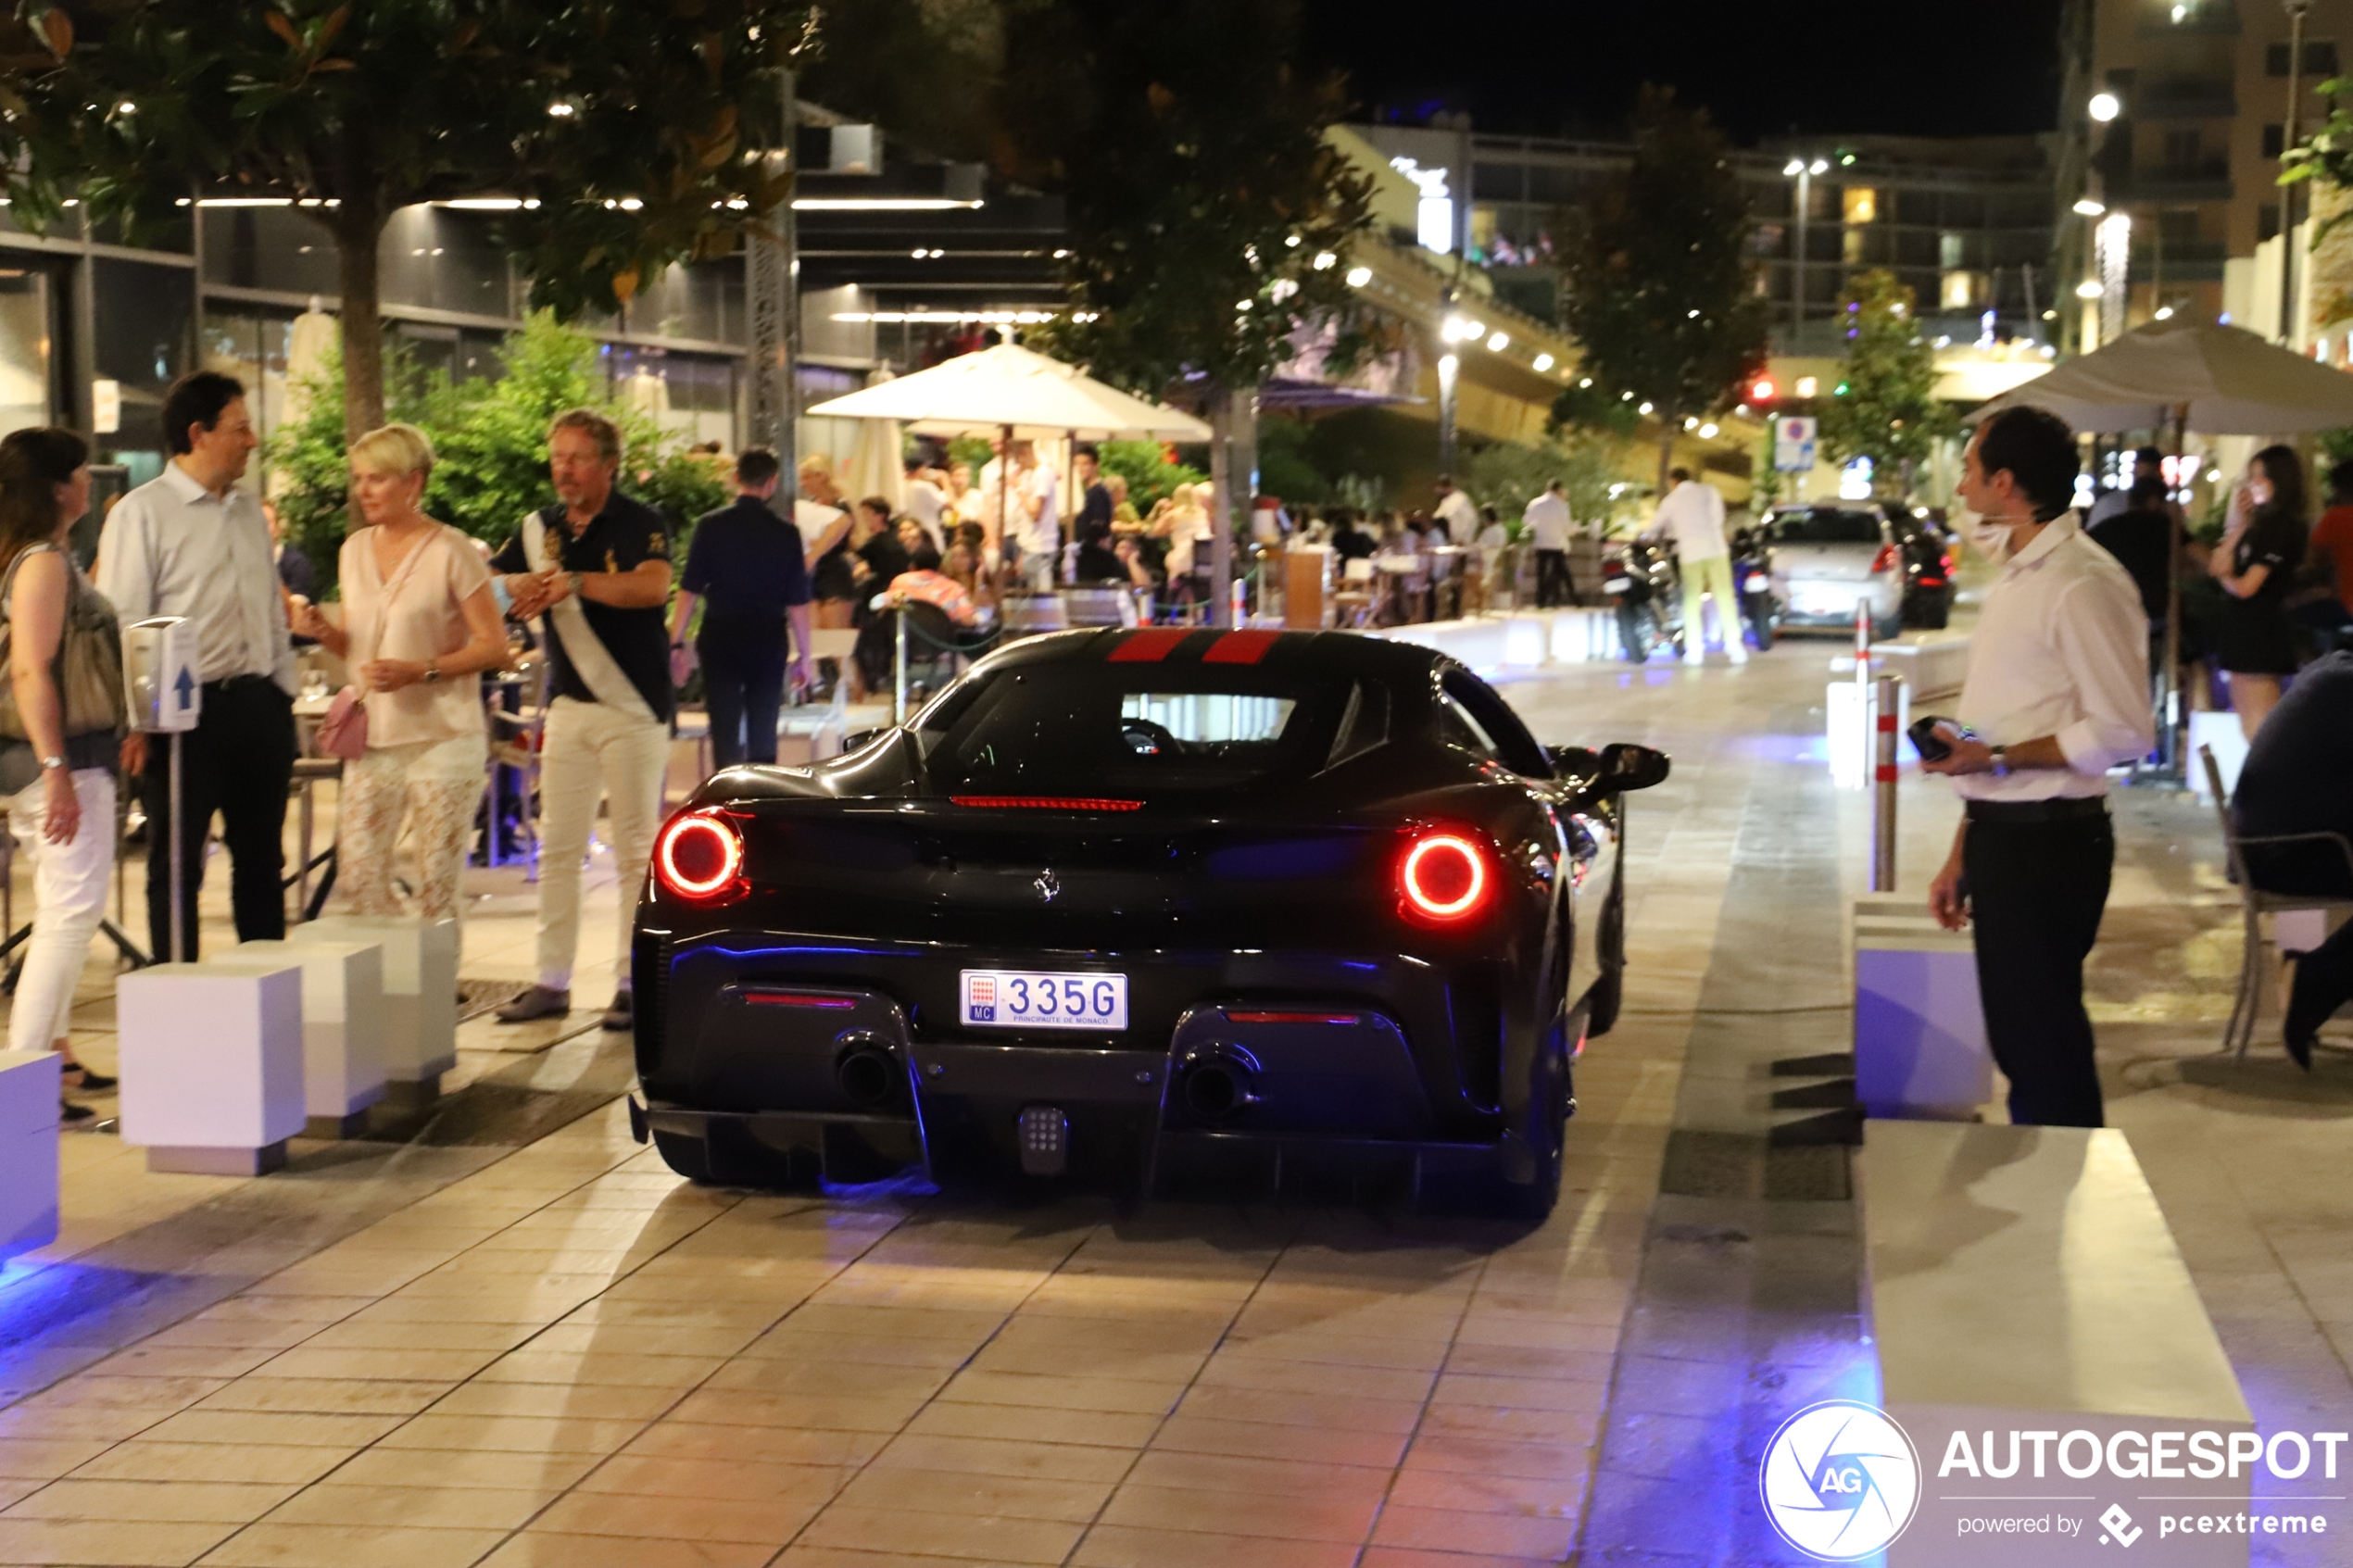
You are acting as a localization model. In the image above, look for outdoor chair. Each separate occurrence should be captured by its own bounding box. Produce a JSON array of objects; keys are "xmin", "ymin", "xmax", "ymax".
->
[
  {"xmin": 2199, "ymin": 744, "xmax": 2353, "ymax": 1060},
  {"xmin": 1334, "ymin": 558, "xmax": 1377, "ymax": 628}
]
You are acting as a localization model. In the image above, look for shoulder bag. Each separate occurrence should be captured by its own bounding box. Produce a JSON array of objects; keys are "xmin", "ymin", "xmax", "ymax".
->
[{"xmin": 0, "ymin": 542, "xmax": 127, "ymax": 743}]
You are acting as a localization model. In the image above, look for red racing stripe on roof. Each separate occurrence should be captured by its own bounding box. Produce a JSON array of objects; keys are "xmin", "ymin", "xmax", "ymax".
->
[
  {"xmin": 1108, "ymin": 628, "xmax": 1193, "ymax": 662},
  {"xmin": 1202, "ymin": 629, "xmax": 1280, "ymax": 664}
]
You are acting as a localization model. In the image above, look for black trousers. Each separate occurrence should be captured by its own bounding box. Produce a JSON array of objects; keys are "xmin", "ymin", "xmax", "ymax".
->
[
  {"xmin": 1964, "ymin": 809, "xmax": 2115, "ymax": 1127},
  {"xmin": 699, "ymin": 621, "xmax": 786, "ymax": 769},
  {"xmin": 143, "ymin": 676, "xmax": 296, "ymax": 962},
  {"xmin": 1535, "ymin": 549, "xmax": 1574, "ymax": 608}
]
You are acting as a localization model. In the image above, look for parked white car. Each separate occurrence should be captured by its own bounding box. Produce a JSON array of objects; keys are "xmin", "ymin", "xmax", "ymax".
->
[{"xmin": 1763, "ymin": 505, "xmax": 1905, "ymax": 640}]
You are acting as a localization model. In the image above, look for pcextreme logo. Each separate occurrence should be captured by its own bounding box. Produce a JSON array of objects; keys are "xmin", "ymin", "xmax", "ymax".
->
[{"xmin": 1759, "ymin": 1399, "xmax": 1923, "ymax": 1561}]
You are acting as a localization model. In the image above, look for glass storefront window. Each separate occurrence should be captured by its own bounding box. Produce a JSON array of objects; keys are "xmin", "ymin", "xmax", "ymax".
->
[
  {"xmin": 0, "ymin": 268, "xmax": 54, "ymax": 440},
  {"xmin": 94, "ymin": 256, "xmax": 193, "ymax": 468}
]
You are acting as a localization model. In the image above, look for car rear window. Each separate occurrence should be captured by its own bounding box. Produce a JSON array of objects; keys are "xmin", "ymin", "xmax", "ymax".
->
[
  {"xmin": 1770, "ymin": 508, "xmax": 1883, "ymax": 545},
  {"xmin": 917, "ymin": 663, "xmax": 1360, "ymax": 795}
]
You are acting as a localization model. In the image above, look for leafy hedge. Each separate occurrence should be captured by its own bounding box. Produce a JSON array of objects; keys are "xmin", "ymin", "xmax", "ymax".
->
[{"xmin": 269, "ymin": 312, "xmax": 728, "ymax": 595}]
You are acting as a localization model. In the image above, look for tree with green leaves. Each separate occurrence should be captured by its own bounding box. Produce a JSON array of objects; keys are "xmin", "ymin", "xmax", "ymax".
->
[
  {"xmin": 997, "ymin": 0, "xmax": 1372, "ymax": 619},
  {"xmin": 0, "ymin": 0, "xmax": 810, "ymax": 442},
  {"xmin": 1559, "ymin": 87, "xmax": 1769, "ymax": 492},
  {"xmin": 1815, "ymin": 270, "xmax": 1954, "ymax": 500},
  {"xmin": 269, "ymin": 312, "xmax": 724, "ymax": 587}
]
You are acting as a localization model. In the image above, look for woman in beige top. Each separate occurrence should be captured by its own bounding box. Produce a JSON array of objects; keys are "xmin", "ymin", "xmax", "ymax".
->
[{"xmin": 293, "ymin": 424, "xmax": 507, "ymax": 921}]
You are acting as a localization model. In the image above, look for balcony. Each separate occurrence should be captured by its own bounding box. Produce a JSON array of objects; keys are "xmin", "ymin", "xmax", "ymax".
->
[
  {"xmin": 2130, "ymin": 239, "xmax": 2228, "ymax": 283},
  {"xmin": 2116, "ymin": 159, "xmax": 2234, "ymax": 202},
  {"xmin": 2138, "ymin": 0, "xmax": 2238, "ymax": 34},
  {"xmin": 2137, "ymin": 78, "xmax": 2236, "ymax": 119}
]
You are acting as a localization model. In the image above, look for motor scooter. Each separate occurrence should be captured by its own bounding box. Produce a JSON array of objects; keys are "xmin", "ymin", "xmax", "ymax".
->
[
  {"xmin": 1729, "ymin": 523, "xmax": 1778, "ymax": 651},
  {"xmin": 1603, "ymin": 538, "xmax": 1684, "ymax": 662}
]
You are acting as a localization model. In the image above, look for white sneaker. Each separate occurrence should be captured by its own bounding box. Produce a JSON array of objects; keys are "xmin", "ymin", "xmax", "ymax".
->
[
  {"xmin": 1683, "ymin": 650, "xmax": 1705, "ymax": 667},
  {"xmin": 1729, "ymin": 646, "xmax": 1749, "ymax": 665}
]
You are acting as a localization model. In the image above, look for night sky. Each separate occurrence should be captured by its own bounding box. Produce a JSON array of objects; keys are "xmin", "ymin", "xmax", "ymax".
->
[{"xmin": 1301, "ymin": 0, "xmax": 2069, "ymax": 144}]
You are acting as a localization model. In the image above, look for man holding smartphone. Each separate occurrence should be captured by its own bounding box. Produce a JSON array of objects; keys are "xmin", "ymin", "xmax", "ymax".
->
[{"xmin": 1921, "ymin": 407, "xmax": 2153, "ymax": 1126}]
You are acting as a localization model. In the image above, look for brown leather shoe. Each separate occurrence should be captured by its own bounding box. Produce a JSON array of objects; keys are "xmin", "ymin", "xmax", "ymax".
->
[{"xmin": 494, "ymin": 985, "xmax": 572, "ymax": 1023}]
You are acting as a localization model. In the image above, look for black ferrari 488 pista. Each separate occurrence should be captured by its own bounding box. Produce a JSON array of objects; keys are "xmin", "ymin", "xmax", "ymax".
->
[{"xmin": 630, "ymin": 625, "xmax": 1667, "ymax": 1218}]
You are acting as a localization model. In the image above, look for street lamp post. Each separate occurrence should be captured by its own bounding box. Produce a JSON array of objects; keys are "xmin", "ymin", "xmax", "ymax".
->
[
  {"xmin": 2283, "ymin": 0, "xmax": 2314, "ymax": 348},
  {"xmin": 1782, "ymin": 157, "xmax": 1828, "ymax": 345}
]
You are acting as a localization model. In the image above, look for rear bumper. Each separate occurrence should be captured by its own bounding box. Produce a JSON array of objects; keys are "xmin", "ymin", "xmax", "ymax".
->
[{"xmin": 637, "ymin": 975, "xmax": 1537, "ymax": 1198}]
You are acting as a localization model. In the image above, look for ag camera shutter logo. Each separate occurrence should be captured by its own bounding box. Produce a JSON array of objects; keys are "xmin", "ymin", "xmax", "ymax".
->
[{"xmin": 1759, "ymin": 1399, "xmax": 1921, "ymax": 1560}]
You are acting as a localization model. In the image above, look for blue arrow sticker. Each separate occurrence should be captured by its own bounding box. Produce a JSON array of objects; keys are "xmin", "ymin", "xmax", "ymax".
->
[{"xmin": 174, "ymin": 667, "xmax": 195, "ymax": 710}]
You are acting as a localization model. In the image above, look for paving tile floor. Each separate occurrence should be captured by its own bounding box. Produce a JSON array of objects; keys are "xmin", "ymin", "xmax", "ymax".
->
[{"xmin": 0, "ymin": 633, "xmax": 2343, "ymax": 1564}]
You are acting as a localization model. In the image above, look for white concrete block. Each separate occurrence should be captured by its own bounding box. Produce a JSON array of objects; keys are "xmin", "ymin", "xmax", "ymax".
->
[
  {"xmin": 2191, "ymin": 710, "xmax": 2249, "ymax": 803},
  {"xmin": 1548, "ymin": 608, "xmax": 1619, "ymax": 664},
  {"xmin": 233, "ymin": 938, "xmax": 387, "ymax": 1134},
  {"xmin": 0, "ymin": 1051, "xmax": 59, "ymax": 1259},
  {"xmin": 297, "ymin": 917, "xmax": 456, "ymax": 1086},
  {"xmin": 118, "ymin": 961, "xmax": 306, "ymax": 1170},
  {"xmin": 1369, "ymin": 617, "xmax": 1510, "ymax": 675},
  {"xmin": 1872, "ymin": 632, "xmax": 1972, "ymax": 698},
  {"xmin": 1827, "ymin": 680, "xmax": 1911, "ymax": 791},
  {"xmin": 1499, "ymin": 613, "xmax": 1550, "ymax": 669},
  {"xmin": 2272, "ymin": 907, "xmax": 2346, "ymax": 954},
  {"xmin": 1853, "ymin": 899, "xmax": 1993, "ymax": 1120},
  {"xmin": 1863, "ymin": 1123, "xmax": 2254, "ymax": 1565}
]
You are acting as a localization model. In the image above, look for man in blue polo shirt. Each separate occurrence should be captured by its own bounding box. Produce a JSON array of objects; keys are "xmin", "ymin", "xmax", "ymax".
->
[
  {"xmin": 488, "ymin": 409, "xmax": 674, "ymax": 1031},
  {"xmin": 670, "ymin": 447, "xmax": 812, "ymax": 768}
]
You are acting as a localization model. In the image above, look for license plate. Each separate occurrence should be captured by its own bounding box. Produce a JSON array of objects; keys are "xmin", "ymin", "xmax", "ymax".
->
[
  {"xmin": 1603, "ymin": 576, "xmax": 1632, "ymax": 594},
  {"xmin": 961, "ymin": 969, "xmax": 1128, "ymax": 1031},
  {"xmin": 1743, "ymin": 573, "xmax": 1769, "ymax": 594}
]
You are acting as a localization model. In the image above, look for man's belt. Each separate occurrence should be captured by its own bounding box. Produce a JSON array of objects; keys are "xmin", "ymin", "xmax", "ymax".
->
[
  {"xmin": 1965, "ymin": 797, "xmax": 2109, "ymax": 824},
  {"xmin": 202, "ymin": 673, "xmax": 279, "ymax": 693}
]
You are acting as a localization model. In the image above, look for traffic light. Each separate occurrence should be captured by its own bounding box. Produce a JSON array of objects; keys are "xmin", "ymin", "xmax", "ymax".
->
[{"xmin": 1750, "ymin": 377, "xmax": 1777, "ymax": 404}]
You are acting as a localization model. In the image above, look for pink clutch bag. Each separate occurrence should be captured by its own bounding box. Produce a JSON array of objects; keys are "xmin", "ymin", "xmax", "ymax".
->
[{"xmin": 317, "ymin": 684, "xmax": 368, "ymax": 760}]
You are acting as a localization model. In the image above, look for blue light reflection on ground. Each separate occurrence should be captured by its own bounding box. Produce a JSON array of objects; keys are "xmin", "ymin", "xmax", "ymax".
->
[{"xmin": 0, "ymin": 1260, "xmax": 171, "ymax": 1366}]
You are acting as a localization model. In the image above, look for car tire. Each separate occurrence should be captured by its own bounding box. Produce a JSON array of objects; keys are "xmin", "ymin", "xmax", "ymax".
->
[
  {"xmin": 1585, "ymin": 874, "xmax": 1627, "ymax": 1037},
  {"xmin": 1744, "ymin": 597, "xmax": 1775, "ymax": 652},
  {"xmin": 1499, "ymin": 1011, "xmax": 1575, "ymax": 1223},
  {"xmin": 1617, "ymin": 604, "xmax": 1651, "ymax": 661},
  {"xmin": 652, "ymin": 1128, "xmax": 715, "ymax": 1184}
]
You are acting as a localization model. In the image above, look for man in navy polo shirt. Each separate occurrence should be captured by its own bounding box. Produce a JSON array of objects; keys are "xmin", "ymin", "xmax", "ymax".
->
[
  {"xmin": 489, "ymin": 409, "xmax": 675, "ymax": 1032},
  {"xmin": 670, "ymin": 447, "xmax": 812, "ymax": 768}
]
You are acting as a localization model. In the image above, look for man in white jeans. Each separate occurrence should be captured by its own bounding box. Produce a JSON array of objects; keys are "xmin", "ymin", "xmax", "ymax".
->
[
  {"xmin": 1647, "ymin": 466, "xmax": 1746, "ymax": 665},
  {"xmin": 489, "ymin": 411, "xmax": 675, "ymax": 1031}
]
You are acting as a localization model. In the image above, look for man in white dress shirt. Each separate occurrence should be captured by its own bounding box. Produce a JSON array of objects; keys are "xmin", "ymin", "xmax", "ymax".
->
[
  {"xmin": 1432, "ymin": 474, "xmax": 1479, "ymax": 547},
  {"xmin": 1646, "ymin": 467, "xmax": 1744, "ymax": 665},
  {"xmin": 1523, "ymin": 479, "xmax": 1575, "ymax": 607},
  {"xmin": 1924, "ymin": 406, "xmax": 2153, "ymax": 1127},
  {"xmin": 97, "ymin": 371, "xmax": 295, "ymax": 961}
]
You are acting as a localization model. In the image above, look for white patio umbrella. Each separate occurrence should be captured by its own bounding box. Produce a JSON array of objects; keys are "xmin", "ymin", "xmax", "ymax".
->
[
  {"xmin": 1967, "ymin": 319, "xmax": 2353, "ymax": 434},
  {"xmin": 1968, "ymin": 318, "xmax": 2353, "ymax": 779},
  {"xmin": 806, "ymin": 345, "xmax": 1212, "ymax": 549}
]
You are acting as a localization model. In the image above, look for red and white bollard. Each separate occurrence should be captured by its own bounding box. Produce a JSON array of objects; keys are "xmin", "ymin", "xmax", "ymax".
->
[
  {"xmin": 1230, "ymin": 574, "xmax": 1249, "ymax": 628},
  {"xmin": 1872, "ymin": 672, "xmax": 1901, "ymax": 892}
]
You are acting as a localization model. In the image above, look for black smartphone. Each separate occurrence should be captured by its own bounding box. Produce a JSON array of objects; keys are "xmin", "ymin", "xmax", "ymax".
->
[{"xmin": 1908, "ymin": 715, "xmax": 1958, "ymax": 763}]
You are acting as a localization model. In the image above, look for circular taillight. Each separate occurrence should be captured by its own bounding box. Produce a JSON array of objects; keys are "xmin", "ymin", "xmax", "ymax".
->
[
  {"xmin": 1401, "ymin": 833, "xmax": 1488, "ymax": 921},
  {"xmin": 656, "ymin": 810, "xmax": 743, "ymax": 900}
]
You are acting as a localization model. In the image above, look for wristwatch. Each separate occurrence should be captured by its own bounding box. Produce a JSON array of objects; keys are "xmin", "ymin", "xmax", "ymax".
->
[
  {"xmin": 39, "ymin": 755, "xmax": 65, "ymax": 772},
  {"xmin": 1990, "ymin": 745, "xmax": 2010, "ymax": 777},
  {"xmin": 423, "ymin": 662, "xmax": 443, "ymax": 684},
  {"xmin": 566, "ymin": 571, "xmax": 585, "ymax": 598}
]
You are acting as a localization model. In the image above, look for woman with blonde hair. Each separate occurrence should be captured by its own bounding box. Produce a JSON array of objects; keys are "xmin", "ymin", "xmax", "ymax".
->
[
  {"xmin": 293, "ymin": 424, "xmax": 509, "ymax": 920},
  {"xmin": 0, "ymin": 428, "xmax": 125, "ymax": 1119}
]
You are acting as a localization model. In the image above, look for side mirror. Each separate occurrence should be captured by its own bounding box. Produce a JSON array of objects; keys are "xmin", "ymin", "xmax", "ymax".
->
[
  {"xmin": 1546, "ymin": 744, "xmax": 1601, "ymax": 777},
  {"xmin": 1600, "ymin": 742, "xmax": 1672, "ymax": 792}
]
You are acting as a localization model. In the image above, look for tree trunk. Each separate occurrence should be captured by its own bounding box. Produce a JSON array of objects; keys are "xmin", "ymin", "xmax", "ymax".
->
[
  {"xmin": 334, "ymin": 202, "xmax": 388, "ymax": 444},
  {"xmin": 1208, "ymin": 388, "xmax": 1233, "ymax": 627}
]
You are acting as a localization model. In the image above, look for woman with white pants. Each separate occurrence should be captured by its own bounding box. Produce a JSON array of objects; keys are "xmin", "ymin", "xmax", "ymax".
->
[
  {"xmin": 293, "ymin": 424, "xmax": 507, "ymax": 922},
  {"xmin": 0, "ymin": 428, "xmax": 127, "ymax": 1121}
]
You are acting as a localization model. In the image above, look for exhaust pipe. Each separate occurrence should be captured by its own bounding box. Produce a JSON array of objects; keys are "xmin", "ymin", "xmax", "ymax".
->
[
  {"xmin": 836, "ymin": 1041, "xmax": 900, "ymax": 1109},
  {"xmin": 1178, "ymin": 1046, "xmax": 1261, "ymax": 1123}
]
